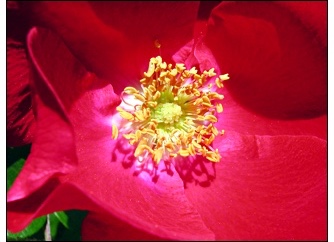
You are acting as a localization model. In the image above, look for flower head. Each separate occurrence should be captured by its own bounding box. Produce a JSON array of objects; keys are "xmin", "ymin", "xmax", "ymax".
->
[
  {"xmin": 7, "ymin": 1, "xmax": 327, "ymax": 241},
  {"xmin": 114, "ymin": 56, "xmax": 229, "ymax": 165}
]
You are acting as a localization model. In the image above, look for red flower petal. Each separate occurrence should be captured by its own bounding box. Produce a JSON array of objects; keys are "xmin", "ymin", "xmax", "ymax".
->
[
  {"xmin": 63, "ymin": 82, "xmax": 214, "ymax": 240},
  {"xmin": 205, "ymin": 1, "xmax": 327, "ymax": 119},
  {"xmin": 277, "ymin": 1, "xmax": 327, "ymax": 47},
  {"xmin": 82, "ymin": 212, "xmax": 164, "ymax": 240},
  {"xmin": 7, "ymin": 27, "xmax": 215, "ymax": 240},
  {"xmin": 20, "ymin": 2, "xmax": 199, "ymax": 94},
  {"xmin": 183, "ymin": 132, "xmax": 327, "ymax": 240},
  {"xmin": 7, "ymin": 8, "xmax": 35, "ymax": 146},
  {"xmin": 8, "ymin": 7, "xmax": 327, "ymax": 240},
  {"xmin": 173, "ymin": 38, "xmax": 327, "ymax": 140},
  {"xmin": 217, "ymin": 89, "xmax": 327, "ymax": 140},
  {"xmin": 197, "ymin": 1, "xmax": 221, "ymax": 20},
  {"xmin": 7, "ymin": 27, "xmax": 82, "ymax": 203},
  {"xmin": 67, "ymin": 132, "xmax": 214, "ymax": 240}
]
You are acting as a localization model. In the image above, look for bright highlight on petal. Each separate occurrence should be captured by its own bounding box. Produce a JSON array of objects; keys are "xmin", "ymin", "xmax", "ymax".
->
[{"xmin": 114, "ymin": 56, "xmax": 229, "ymax": 165}]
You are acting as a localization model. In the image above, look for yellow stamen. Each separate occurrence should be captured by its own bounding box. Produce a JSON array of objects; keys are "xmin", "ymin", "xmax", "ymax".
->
[
  {"xmin": 124, "ymin": 87, "xmax": 139, "ymax": 95},
  {"xmin": 153, "ymin": 147, "xmax": 164, "ymax": 163},
  {"xmin": 116, "ymin": 107, "xmax": 134, "ymax": 121},
  {"xmin": 179, "ymin": 149, "xmax": 190, "ymax": 157},
  {"xmin": 114, "ymin": 56, "xmax": 228, "ymax": 165},
  {"xmin": 215, "ymin": 78, "xmax": 223, "ymax": 88},
  {"xmin": 219, "ymin": 73, "xmax": 230, "ymax": 81},
  {"xmin": 133, "ymin": 93, "xmax": 146, "ymax": 102},
  {"xmin": 111, "ymin": 124, "xmax": 118, "ymax": 139},
  {"xmin": 154, "ymin": 39, "xmax": 161, "ymax": 49},
  {"xmin": 216, "ymin": 103, "xmax": 223, "ymax": 113}
]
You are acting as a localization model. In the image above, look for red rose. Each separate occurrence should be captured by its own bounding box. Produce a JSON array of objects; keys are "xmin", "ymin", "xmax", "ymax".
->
[{"xmin": 7, "ymin": 1, "xmax": 327, "ymax": 240}]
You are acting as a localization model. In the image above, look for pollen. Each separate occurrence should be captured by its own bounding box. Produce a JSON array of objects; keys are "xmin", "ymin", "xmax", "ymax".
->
[
  {"xmin": 111, "ymin": 124, "xmax": 119, "ymax": 139},
  {"xmin": 114, "ymin": 56, "xmax": 228, "ymax": 164},
  {"xmin": 154, "ymin": 103, "xmax": 182, "ymax": 124}
]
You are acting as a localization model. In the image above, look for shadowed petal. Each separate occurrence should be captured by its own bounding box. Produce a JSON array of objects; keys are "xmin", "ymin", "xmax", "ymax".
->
[
  {"xmin": 277, "ymin": 1, "xmax": 327, "ymax": 47},
  {"xmin": 7, "ymin": 38, "xmax": 36, "ymax": 146},
  {"xmin": 20, "ymin": 1, "xmax": 200, "ymax": 93},
  {"xmin": 205, "ymin": 1, "xmax": 327, "ymax": 119},
  {"xmin": 82, "ymin": 212, "xmax": 165, "ymax": 240},
  {"xmin": 7, "ymin": 8, "xmax": 35, "ymax": 146},
  {"xmin": 173, "ymin": 39, "xmax": 327, "ymax": 140}
]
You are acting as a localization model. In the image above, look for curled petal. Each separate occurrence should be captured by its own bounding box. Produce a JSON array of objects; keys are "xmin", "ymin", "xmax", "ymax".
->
[{"xmin": 7, "ymin": 27, "xmax": 83, "ymax": 203}]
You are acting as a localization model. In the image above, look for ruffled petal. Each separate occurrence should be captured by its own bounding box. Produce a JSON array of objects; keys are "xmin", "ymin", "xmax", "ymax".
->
[
  {"xmin": 205, "ymin": 1, "xmax": 327, "ymax": 119},
  {"xmin": 20, "ymin": 2, "xmax": 199, "ymax": 93},
  {"xmin": 183, "ymin": 132, "xmax": 327, "ymax": 240}
]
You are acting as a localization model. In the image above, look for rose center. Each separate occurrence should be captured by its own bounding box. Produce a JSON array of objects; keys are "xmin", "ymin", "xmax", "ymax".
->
[
  {"xmin": 113, "ymin": 56, "xmax": 229, "ymax": 164},
  {"xmin": 154, "ymin": 102, "xmax": 182, "ymax": 125}
]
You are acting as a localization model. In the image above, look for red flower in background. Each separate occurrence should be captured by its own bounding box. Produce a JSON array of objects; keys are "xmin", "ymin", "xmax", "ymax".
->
[{"xmin": 7, "ymin": 1, "xmax": 327, "ymax": 240}]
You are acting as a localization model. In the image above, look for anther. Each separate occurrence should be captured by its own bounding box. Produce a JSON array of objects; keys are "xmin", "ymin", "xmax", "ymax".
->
[{"xmin": 115, "ymin": 56, "xmax": 228, "ymax": 165}]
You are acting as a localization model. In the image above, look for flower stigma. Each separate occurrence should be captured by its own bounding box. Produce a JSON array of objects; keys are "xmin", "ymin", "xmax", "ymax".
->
[{"xmin": 113, "ymin": 56, "xmax": 229, "ymax": 165}]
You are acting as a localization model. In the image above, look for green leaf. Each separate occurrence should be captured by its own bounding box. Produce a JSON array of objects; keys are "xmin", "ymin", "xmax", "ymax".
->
[
  {"xmin": 6, "ymin": 145, "xmax": 31, "ymax": 168},
  {"xmin": 7, "ymin": 145, "xmax": 31, "ymax": 191},
  {"xmin": 6, "ymin": 158, "xmax": 25, "ymax": 191},
  {"xmin": 49, "ymin": 212, "xmax": 69, "ymax": 240},
  {"xmin": 7, "ymin": 216, "xmax": 46, "ymax": 240},
  {"xmin": 56, "ymin": 210, "xmax": 88, "ymax": 241},
  {"xmin": 49, "ymin": 213, "xmax": 60, "ymax": 239},
  {"xmin": 54, "ymin": 211, "xmax": 69, "ymax": 229}
]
